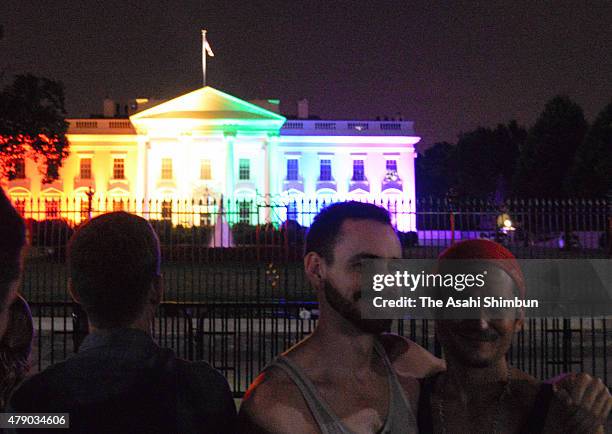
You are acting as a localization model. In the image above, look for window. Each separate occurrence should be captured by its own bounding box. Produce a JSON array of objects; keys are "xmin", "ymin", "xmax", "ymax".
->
[
  {"xmin": 287, "ymin": 200, "xmax": 298, "ymax": 221},
  {"xmin": 385, "ymin": 159, "xmax": 399, "ymax": 182},
  {"xmin": 161, "ymin": 158, "xmax": 173, "ymax": 180},
  {"xmin": 386, "ymin": 160, "xmax": 397, "ymax": 173},
  {"xmin": 161, "ymin": 201, "xmax": 172, "ymax": 220},
  {"xmin": 319, "ymin": 159, "xmax": 332, "ymax": 181},
  {"xmin": 352, "ymin": 160, "xmax": 365, "ymax": 181},
  {"xmin": 239, "ymin": 159, "xmax": 250, "ymax": 181},
  {"xmin": 199, "ymin": 213, "xmax": 212, "ymax": 226},
  {"xmin": 113, "ymin": 200, "xmax": 124, "ymax": 212},
  {"xmin": 14, "ymin": 159, "xmax": 26, "ymax": 179},
  {"xmin": 113, "ymin": 158, "xmax": 125, "ymax": 179},
  {"xmin": 239, "ymin": 200, "xmax": 251, "ymax": 223},
  {"xmin": 45, "ymin": 199, "xmax": 60, "ymax": 219},
  {"xmin": 46, "ymin": 164, "xmax": 59, "ymax": 180},
  {"xmin": 286, "ymin": 159, "xmax": 299, "ymax": 181},
  {"xmin": 80, "ymin": 158, "xmax": 92, "ymax": 179},
  {"xmin": 200, "ymin": 159, "xmax": 212, "ymax": 180}
]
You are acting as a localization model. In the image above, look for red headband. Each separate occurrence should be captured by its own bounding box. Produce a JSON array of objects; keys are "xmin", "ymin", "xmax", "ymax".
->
[{"xmin": 438, "ymin": 239, "xmax": 525, "ymax": 299}]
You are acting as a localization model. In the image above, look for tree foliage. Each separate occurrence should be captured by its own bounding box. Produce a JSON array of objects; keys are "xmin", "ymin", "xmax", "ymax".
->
[
  {"xmin": 416, "ymin": 122, "xmax": 525, "ymax": 199},
  {"xmin": 514, "ymin": 96, "xmax": 587, "ymax": 197},
  {"xmin": 0, "ymin": 74, "xmax": 69, "ymax": 182},
  {"xmin": 567, "ymin": 100, "xmax": 612, "ymax": 197},
  {"xmin": 455, "ymin": 122, "xmax": 524, "ymax": 199},
  {"xmin": 414, "ymin": 96, "xmax": 600, "ymax": 199},
  {"xmin": 415, "ymin": 141, "xmax": 457, "ymax": 197}
]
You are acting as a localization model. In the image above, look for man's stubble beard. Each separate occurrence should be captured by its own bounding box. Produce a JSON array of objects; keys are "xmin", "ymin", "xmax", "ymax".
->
[
  {"xmin": 322, "ymin": 278, "xmax": 392, "ymax": 334},
  {"xmin": 437, "ymin": 323, "xmax": 509, "ymax": 368}
]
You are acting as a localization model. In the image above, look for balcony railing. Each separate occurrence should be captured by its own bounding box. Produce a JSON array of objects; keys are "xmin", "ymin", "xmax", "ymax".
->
[
  {"xmin": 281, "ymin": 120, "xmax": 416, "ymax": 136},
  {"xmin": 67, "ymin": 119, "xmax": 136, "ymax": 134}
]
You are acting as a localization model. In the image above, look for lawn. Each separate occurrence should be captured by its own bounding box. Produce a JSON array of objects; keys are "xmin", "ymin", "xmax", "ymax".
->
[
  {"xmin": 22, "ymin": 256, "xmax": 313, "ymax": 303},
  {"xmin": 21, "ymin": 244, "xmax": 607, "ymax": 303}
]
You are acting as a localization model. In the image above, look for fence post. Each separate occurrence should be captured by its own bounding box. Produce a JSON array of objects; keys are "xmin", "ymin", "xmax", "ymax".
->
[
  {"xmin": 446, "ymin": 189, "xmax": 458, "ymax": 245},
  {"xmin": 607, "ymin": 189, "xmax": 612, "ymax": 256}
]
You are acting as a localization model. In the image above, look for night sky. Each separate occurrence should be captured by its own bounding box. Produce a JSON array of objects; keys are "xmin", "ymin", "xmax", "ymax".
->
[{"xmin": 1, "ymin": 1, "xmax": 611, "ymax": 149}]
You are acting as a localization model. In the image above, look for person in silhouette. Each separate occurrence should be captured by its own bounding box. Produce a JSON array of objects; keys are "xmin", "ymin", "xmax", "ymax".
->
[
  {"xmin": 9, "ymin": 211, "xmax": 236, "ymax": 433},
  {"xmin": 0, "ymin": 188, "xmax": 33, "ymax": 409}
]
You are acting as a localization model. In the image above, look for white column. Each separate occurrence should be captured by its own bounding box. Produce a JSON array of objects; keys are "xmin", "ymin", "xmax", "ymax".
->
[
  {"xmin": 135, "ymin": 135, "xmax": 148, "ymax": 213},
  {"xmin": 143, "ymin": 140, "xmax": 151, "ymax": 214},
  {"xmin": 263, "ymin": 138, "xmax": 270, "ymax": 200},
  {"xmin": 224, "ymin": 134, "xmax": 235, "ymax": 197},
  {"xmin": 405, "ymin": 151, "xmax": 417, "ymax": 231}
]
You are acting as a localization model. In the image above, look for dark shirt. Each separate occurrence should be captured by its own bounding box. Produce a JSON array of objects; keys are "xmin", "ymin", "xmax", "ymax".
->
[
  {"xmin": 417, "ymin": 373, "xmax": 554, "ymax": 434},
  {"xmin": 7, "ymin": 328, "xmax": 236, "ymax": 434}
]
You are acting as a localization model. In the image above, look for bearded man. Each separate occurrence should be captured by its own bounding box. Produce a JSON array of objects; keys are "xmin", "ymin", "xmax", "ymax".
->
[
  {"xmin": 239, "ymin": 202, "xmax": 610, "ymax": 434},
  {"xmin": 239, "ymin": 202, "xmax": 443, "ymax": 433},
  {"xmin": 418, "ymin": 239, "xmax": 611, "ymax": 433}
]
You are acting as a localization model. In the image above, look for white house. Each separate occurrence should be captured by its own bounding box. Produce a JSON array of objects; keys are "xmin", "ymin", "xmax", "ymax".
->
[{"xmin": 3, "ymin": 86, "xmax": 420, "ymax": 231}]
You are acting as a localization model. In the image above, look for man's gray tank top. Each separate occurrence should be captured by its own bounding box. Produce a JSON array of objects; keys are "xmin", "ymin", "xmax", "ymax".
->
[{"xmin": 267, "ymin": 339, "xmax": 418, "ymax": 434}]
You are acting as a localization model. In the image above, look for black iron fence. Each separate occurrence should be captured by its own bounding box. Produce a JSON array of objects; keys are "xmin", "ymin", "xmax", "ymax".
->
[
  {"xmin": 16, "ymin": 196, "xmax": 612, "ymax": 303},
  {"xmin": 31, "ymin": 302, "xmax": 609, "ymax": 397},
  {"xmin": 12, "ymin": 196, "xmax": 612, "ymax": 395}
]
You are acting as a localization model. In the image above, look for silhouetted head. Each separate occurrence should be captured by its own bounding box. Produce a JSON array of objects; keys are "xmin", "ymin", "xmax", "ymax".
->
[
  {"xmin": 0, "ymin": 188, "xmax": 25, "ymax": 339},
  {"xmin": 304, "ymin": 201, "xmax": 400, "ymax": 334},
  {"xmin": 68, "ymin": 212, "xmax": 162, "ymax": 329}
]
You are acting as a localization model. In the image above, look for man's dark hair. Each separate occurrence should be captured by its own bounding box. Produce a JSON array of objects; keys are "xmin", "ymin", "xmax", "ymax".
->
[
  {"xmin": 304, "ymin": 201, "xmax": 392, "ymax": 263},
  {"xmin": 0, "ymin": 188, "xmax": 26, "ymax": 309},
  {"xmin": 68, "ymin": 212, "xmax": 161, "ymax": 328}
]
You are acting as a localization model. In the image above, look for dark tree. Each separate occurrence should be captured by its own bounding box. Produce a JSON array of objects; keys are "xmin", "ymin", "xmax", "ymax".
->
[
  {"xmin": 514, "ymin": 96, "xmax": 587, "ymax": 197},
  {"xmin": 567, "ymin": 100, "xmax": 612, "ymax": 197},
  {"xmin": 0, "ymin": 74, "xmax": 69, "ymax": 182},
  {"xmin": 453, "ymin": 122, "xmax": 524, "ymax": 199},
  {"xmin": 455, "ymin": 127, "xmax": 499, "ymax": 198},
  {"xmin": 415, "ymin": 141, "xmax": 457, "ymax": 197},
  {"xmin": 500, "ymin": 120, "xmax": 527, "ymax": 183}
]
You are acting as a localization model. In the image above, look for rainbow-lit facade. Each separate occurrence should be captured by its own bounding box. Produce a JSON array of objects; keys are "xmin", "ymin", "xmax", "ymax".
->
[{"xmin": 2, "ymin": 87, "xmax": 420, "ymax": 230}]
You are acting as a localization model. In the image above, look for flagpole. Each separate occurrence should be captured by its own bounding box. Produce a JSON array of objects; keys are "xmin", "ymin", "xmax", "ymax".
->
[
  {"xmin": 201, "ymin": 29, "xmax": 215, "ymax": 87},
  {"xmin": 202, "ymin": 29, "xmax": 207, "ymax": 86}
]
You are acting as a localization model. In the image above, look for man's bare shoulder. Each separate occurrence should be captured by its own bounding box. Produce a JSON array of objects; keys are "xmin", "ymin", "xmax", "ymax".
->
[
  {"xmin": 379, "ymin": 333, "xmax": 446, "ymax": 379},
  {"xmin": 238, "ymin": 365, "xmax": 317, "ymax": 434}
]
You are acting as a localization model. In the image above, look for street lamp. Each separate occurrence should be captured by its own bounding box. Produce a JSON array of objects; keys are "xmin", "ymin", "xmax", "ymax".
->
[{"xmin": 85, "ymin": 187, "xmax": 95, "ymax": 220}]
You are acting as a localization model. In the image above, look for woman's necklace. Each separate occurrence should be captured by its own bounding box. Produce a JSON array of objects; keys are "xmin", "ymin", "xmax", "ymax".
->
[{"xmin": 434, "ymin": 368, "xmax": 512, "ymax": 434}]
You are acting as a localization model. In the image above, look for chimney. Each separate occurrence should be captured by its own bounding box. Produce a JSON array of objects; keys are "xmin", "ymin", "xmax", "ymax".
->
[
  {"xmin": 103, "ymin": 98, "xmax": 115, "ymax": 117},
  {"xmin": 297, "ymin": 98, "xmax": 309, "ymax": 119}
]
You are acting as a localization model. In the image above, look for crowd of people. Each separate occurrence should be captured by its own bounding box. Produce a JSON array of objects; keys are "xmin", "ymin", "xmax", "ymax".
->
[{"xmin": 0, "ymin": 186, "xmax": 610, "ymax": 433}]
